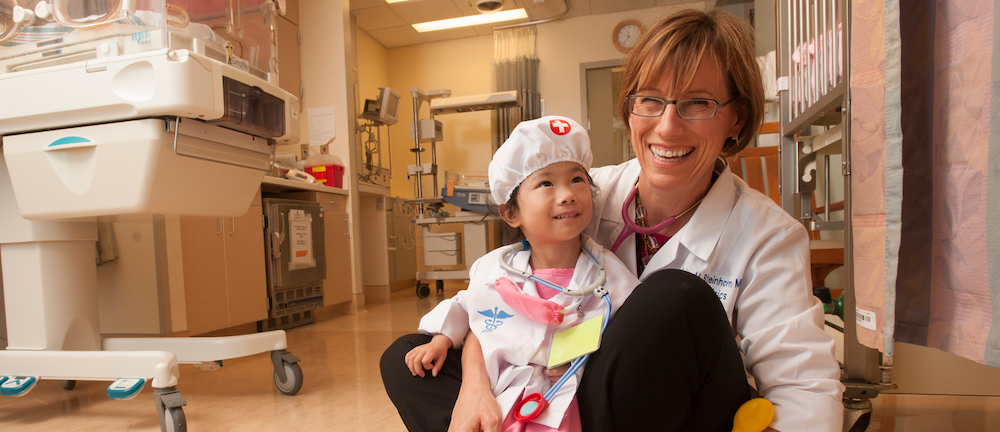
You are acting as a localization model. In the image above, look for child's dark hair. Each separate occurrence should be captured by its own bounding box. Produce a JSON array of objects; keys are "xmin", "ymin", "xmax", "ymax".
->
[{"xmin": 493, "ymin": 172, "xmax": 601, "ymax": 245}]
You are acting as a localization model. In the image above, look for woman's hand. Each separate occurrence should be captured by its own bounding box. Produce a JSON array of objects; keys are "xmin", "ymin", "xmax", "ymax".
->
[
  {"xmin": 448, "ymin": 333, "xmax": 503, "ymax": 432},
  {"xmin": 404, "ymin": 334, "xmax": 452, "ymax": 378},
  {"xmin": 543, "ymin": 363, "xmax": 570, "ymax": 385}
]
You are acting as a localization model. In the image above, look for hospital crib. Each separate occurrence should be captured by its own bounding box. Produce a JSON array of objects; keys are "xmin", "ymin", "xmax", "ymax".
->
[
  {"xmin": 776, "ymin": 1, "xmax": 895, "ymax": 431},
  {"xmin": 0, "ymin": 1, "xmax": 302, "ymax": 431}
]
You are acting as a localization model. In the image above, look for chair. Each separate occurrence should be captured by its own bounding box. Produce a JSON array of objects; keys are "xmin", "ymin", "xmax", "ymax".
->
[{"xmin": 727, "ymin": 142, "xmax": 845, "ymax": 294}]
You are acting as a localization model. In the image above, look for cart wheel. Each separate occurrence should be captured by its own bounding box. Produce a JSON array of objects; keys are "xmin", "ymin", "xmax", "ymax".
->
[
  {"xmin": 435, "ymin": 280, "xmax": 445, "ymax": 294},
  {"xmin": 274, "ymin": 361, "xmax": 303, "ymax": 395},
  {"xmin": 162, "ymin": 405, "xmax": 186, "ymax": 432},
  {"xmin": 416, "ymin": 283, "xmax": 430, "ymax": 299},
  {"xmin": 847, "ymin": 412, "xmax": 871, "ymax": 432},
  {"xmin": 61, "ymin": 380, "xmax": 76, "ymax": 391}
]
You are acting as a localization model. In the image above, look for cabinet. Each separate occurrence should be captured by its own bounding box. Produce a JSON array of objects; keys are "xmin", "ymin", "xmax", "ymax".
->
[
  {"xmin": 180, "ymin": 193, "xmax": 268, "ymax": 335},
  {"xmin": 97, "ymin": 216, "xmax": 189, "ymax": 335},
  {"xmin": 274, "ymin": 190, "xmax": 353, "ymax": 306}
]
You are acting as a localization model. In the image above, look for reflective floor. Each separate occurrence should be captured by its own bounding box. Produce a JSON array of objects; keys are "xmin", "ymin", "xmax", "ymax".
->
[{"xmin": 1, "ymin": 286, "xmax": 999, "ymax": 431}]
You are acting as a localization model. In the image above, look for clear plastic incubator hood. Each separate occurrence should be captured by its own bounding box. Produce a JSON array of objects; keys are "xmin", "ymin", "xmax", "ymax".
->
[{"xmin": 0, "ymin": 0, "xmax": 300, "ymax": 219}]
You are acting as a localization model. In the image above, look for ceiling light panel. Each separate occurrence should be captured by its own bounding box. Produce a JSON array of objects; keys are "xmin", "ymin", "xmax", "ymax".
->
[{"xmin": 412, "ymin": 9, "xmax": 529, "ymax": 32}]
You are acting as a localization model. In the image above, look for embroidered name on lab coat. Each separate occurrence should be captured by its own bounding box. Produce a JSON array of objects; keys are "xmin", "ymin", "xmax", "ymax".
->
[{"xmin": 693, "ymin": 272, "xmax": 741, "ymax": 301}]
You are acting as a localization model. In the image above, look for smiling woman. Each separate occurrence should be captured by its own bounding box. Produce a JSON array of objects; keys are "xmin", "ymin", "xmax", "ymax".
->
[{"xmin": 579, "ymin": 8, "xmax": 843, "ymax": 432}]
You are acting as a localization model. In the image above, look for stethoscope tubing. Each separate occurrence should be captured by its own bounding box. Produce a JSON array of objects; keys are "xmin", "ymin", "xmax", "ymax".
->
[
  {"xmin": 609, "ymin": 187, "xmax": 678, "ymax": 253},
  {"xmin": 498, "ymin": 240, "xmax": 607, "ymax": 301}
]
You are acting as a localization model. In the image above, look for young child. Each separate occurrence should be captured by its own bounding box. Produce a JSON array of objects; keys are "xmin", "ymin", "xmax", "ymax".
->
[{"xmin": 404, "ymin": 116, "xmax": 640, "ymax": 431}]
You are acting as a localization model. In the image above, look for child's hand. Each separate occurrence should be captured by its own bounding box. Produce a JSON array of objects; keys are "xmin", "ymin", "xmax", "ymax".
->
[{"xmin": 405, "ymin": 334, "xmax": 453, "ymax": 378}]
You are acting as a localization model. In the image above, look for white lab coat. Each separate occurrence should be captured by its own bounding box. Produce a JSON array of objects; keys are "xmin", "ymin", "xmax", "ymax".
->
[
  {"xmin": 418, "ymin": 236, "xmax": 638, "ymax": 429},
  {"xmin": 586, "ymin": 159, "xmax": 845, "ymax": 432}
]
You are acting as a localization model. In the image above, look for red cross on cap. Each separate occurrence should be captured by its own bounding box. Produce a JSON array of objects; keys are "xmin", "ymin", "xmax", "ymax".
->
[{"xmin": 549, "ymin": 119, "xmax": 571, "ymax": 135}]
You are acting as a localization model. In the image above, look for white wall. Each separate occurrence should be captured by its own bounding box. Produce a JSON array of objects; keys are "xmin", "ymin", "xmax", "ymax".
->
[{"xmin": 299, "ymin": 0, "xmax": 365, "ymax": 295}]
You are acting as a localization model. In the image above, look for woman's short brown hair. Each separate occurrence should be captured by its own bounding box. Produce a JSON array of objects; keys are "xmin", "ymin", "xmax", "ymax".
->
[{"xmin": 618, "ymin": 9, "xmax": 764, "ymax": 156}]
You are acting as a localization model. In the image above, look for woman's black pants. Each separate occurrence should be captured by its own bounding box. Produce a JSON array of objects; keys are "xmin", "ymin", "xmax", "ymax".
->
[{"xmin": 379, "ymin": 269, "xmax": 751, "ymax": 431}]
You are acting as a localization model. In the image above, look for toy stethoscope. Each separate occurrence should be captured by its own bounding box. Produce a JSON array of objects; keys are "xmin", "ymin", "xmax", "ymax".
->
[{"xmin": 497, "ymin": 239, "xmax": 612, "ymax": 423}]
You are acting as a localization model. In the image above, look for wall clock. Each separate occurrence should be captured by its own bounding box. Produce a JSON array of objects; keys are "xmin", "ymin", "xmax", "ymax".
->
[{"xmin": 613, "ymin": 19, "xmax": 645, "ymax": 53}]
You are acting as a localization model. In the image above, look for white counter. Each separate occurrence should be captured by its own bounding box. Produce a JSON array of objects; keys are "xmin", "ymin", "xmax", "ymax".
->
[{"xmin": 261, "ymin": 176, "xmax": 349, "ymax": 195}]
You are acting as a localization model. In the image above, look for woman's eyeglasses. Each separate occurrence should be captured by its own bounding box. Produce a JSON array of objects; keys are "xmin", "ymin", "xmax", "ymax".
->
[{"xmin": 626, "ymin": 95, "xmax": 736, "ymax": 120}]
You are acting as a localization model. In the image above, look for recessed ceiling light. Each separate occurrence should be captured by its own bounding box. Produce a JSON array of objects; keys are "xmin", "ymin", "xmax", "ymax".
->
[{"xmin": 412, "ymin": 9, "xmax": 529, "ymax": 32}]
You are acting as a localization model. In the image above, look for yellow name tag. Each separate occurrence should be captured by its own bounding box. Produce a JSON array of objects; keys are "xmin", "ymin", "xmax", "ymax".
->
[{"xmin": 547, "ymin": 313, "xmax": 603, "ymax": 368}]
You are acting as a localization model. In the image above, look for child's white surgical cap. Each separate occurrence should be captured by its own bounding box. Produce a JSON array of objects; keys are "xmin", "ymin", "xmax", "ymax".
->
[{"xmin": 489, "ymin": 116, "xmax": 593, "ymax": 205}]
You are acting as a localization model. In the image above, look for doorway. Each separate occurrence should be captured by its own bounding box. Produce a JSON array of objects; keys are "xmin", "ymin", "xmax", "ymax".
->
[{"xmin": 581, "ymin": 61, "xmax": 632, "ymax": 168}]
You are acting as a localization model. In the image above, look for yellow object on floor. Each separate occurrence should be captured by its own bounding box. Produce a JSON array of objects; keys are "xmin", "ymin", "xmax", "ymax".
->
[{"xmin": 732, "ymin": 398, "xmax": 774, "ymax": 432}]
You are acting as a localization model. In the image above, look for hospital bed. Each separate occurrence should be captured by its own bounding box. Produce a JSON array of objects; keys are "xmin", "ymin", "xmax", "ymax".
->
[
  {"xmin": 776, "ymin": 1, "xmax": 895, "ymax": 431},
  {"xmin": 0, "ymin": 1, "xmax": 301, "ymax": 430}
]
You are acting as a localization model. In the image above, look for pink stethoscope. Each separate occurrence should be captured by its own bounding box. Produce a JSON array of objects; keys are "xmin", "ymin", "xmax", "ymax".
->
[
  {"xmin": 609, "ymin": 186, "xmax": 690, "ymax": 253},
  {"xmin": 609, "ymin": 158, "xmax": 724, "ymax": 253}
]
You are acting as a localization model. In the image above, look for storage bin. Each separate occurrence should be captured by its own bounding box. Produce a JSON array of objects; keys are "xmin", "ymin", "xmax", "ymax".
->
[
  {"xmin": 2, "ymin": 118, "xmax": 270, "ymax": 220},
  {"xmin": 304, "ymin": 164, "xmax": 345, "ymax": 188}
]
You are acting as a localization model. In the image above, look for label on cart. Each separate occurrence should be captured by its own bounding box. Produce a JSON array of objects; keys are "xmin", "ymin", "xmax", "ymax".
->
[
  {"xmin": 856, "ymin": 307, "xmax": 877, "ymax": 331},
  {"xmin": 288, "ymin": 209, "xmax": 316, "ymax": 270}
]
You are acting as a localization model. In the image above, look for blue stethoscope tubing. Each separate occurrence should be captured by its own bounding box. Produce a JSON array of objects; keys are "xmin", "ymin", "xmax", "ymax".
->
[{"xmin": 498, "ymin": 240, "xmax": 613, "ymax": 422}]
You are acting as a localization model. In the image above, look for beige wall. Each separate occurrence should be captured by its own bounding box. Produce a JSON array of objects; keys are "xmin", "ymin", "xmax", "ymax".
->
[
  {"xmin": 357, "ymin": 29, "xmax": 390, "ymax": 106},
  {"xmin": 299, "ymin": 0, "xmax": 354, "ymax": 186},
  {"xmin": 385, "ymin": 35, "xmax": 496, "ymax": 199}
]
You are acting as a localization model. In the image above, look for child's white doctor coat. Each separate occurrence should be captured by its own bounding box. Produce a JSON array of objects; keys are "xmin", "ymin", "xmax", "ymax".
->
[{"xmin": 418, "ymin": 236, "xmax": 638, "ymax": 428}]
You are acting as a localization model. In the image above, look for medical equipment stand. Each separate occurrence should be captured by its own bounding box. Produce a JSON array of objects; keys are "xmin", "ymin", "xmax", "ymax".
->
[{"xmin": 0, "ymin": 153, "xmax": 302, "ymax": 432}]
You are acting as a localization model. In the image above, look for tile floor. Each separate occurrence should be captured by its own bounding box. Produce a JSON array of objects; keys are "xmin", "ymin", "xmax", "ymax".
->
[{"xmin": 1, "ymin": 286, "xmax": 999, "ymax": 431}]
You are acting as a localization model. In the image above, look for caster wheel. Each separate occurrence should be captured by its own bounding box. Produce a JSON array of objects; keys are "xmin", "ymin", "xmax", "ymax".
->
[
  {"xmin": 847, "ymin": 412, "xmax": 871, "ymax": 432},
  {"xmin": 162, "ymin": 406, "xmax": 186, "ymax": 432},
  {"xmin": 436, "ymin": 280, "xmax": 444, "ymax": 294},
  {"xmin": 61, "ymin": 380, "xmax": 76, "ymax": 391},
  {"xmin": 416, "ymin": 283, "xmax": 430, "ymax": 299},
  {"xmin": 274, "ymin": 361, "xmax": 304, "ymax": 395}
]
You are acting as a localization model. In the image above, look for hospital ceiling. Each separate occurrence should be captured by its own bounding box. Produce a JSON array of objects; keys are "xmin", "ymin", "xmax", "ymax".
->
[{"xmin": 350, "ymin": 0, "xmax": 705, "ymax": 48}]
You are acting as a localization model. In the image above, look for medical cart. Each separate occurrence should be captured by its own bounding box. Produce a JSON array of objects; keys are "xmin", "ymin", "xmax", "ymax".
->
[{"xmin": 407, "ymin": 88, "xmax": 516, "ymax": 298}]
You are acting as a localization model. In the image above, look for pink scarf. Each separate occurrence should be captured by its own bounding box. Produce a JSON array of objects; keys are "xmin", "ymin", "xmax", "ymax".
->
[{"xmin": 495, "ymin": 275, "xmax": 568, "ymax": 325}]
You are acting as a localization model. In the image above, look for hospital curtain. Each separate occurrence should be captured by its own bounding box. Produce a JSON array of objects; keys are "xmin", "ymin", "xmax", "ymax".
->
[
  {"xmin": 492, "ymin": 26, "xmax": 541, "ymax": 148},
  {"xmin": 851, "ymin": 0, "xmax": 1000, "ymax": 367}
]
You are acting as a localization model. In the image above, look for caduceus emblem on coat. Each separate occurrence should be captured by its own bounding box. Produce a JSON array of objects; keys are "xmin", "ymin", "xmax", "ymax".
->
[{"xmin": 478, "ymin": 307, "xmax": 513, "ymax": 333}]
